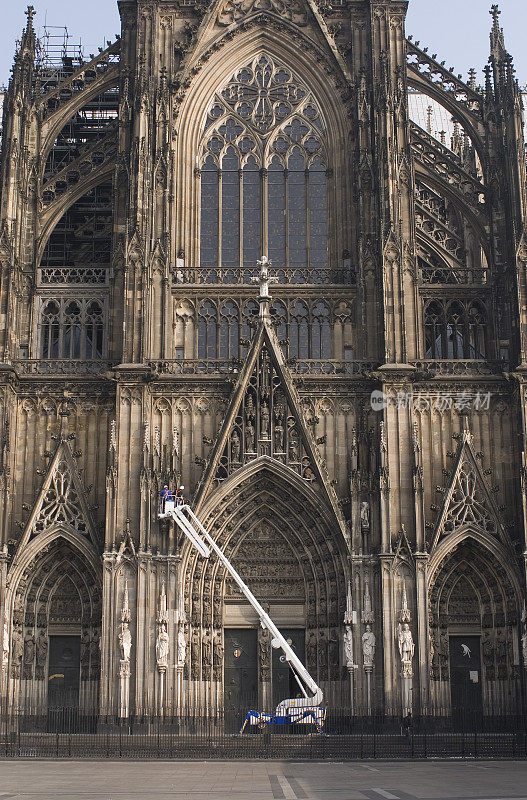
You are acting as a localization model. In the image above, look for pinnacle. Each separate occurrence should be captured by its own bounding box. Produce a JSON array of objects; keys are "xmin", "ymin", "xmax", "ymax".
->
[
  {"xmin": 24, "ymin": 5, "xmax": 35, "ymax": 32},
  {"xmin": 490, "ymin": 4, "xmax": 501, "ymax": 31}
]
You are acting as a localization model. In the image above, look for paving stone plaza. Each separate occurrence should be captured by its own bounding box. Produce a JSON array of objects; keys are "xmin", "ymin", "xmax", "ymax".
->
[{"xmin": 1, "ymin": 759, "xmax": 527, "ymax": 800}]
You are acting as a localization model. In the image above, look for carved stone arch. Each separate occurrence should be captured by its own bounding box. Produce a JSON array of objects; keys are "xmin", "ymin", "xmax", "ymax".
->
[
  {"xmin": 182, "ymin": 459, "xmax": 348, "ymax": 689},
  {"xmin": 428, "ymin": 528, "xmax": 522, "ymax": 604},
  {"xmin": 174, "ymin": 30, "xmax": 352, "ymax": 268},
  {"xmin": 7, "ymin": 530, "xmax": 101, "ymax": 703},
  {"xmin": 413, "ymin": 167, "xmax": 490, "ymax": 263},
  {"xmin": 407, "ymin": 74, "xmax": 486, "ymax": 165},
  {"xmin": 40, "ymin": 71, "xmax": 120, "ymax": 168},
  {"xmin": 37, "ymin": 168, "xmax": 116, "ymax": 265},
  {"xmin": 12, "ymin": 439, "xmax": 100, "ymax": 558},
  {"xmin": 201, "ymin": 445, "xmax": 346, "ymax": 539},
  {"xmin": 428, "ymin": 535, "xmax": 522, "ymax": 704},
  {"xmin": 181, "ymin": 0, "xmax": 350, "ymax": 92},
  {"xmin": 8, "ymin": 526, "xmax": 101, "ymax": 606}
]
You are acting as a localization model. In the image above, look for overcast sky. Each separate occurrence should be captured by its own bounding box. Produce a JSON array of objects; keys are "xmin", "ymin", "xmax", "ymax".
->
[{"xmin": 1, "ymin": 1, "xmax": 525, "ymax": 88}]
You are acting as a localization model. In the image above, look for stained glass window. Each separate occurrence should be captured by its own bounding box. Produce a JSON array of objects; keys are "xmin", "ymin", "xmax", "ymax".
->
[{"xmin": 199, "ymin": 54, "xmax": 328, "ymax": 275}]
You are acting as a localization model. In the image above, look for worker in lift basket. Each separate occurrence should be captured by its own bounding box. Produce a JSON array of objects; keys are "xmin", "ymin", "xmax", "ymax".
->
[
  {"xmin": 160, "ymin": 485, "xmax": 173, "ymax": 514},
  {"xmin": 174, "ymin": 485, "xmax": 185, "ymax": 507}
]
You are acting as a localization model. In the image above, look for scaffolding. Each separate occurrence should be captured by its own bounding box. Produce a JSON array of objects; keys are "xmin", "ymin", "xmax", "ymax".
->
[{"xmin": 36, "ymin": 24, "xmax": 83, "ymax": 74}]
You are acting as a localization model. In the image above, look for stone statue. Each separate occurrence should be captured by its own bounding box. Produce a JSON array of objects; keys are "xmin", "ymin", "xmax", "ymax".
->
[
  {"xmin": 306, "ymin": 630, "xmax": 317, "ymax": 667},
  {"xmin": 521, "ymin": 628, "xmax": 527, "ymax": 668},
  {"xmin": 23, "ymin": 632, "xmax": 35, "ymax": 664},
  {"xmin": 261, "ymin": 401, "xmax": 270, "ymax": 437},
  {"xmin": 329, "ymin": 628, "xmax": 339, "ymax": 667},
  {"xmin": 398, "ymin": 622, "xmax": 414, "ymax": 677},
  {"xmin": 274, "ymin": 421, "xmax": 284, "ymax": 452},
  {"xmin": 231, "ymin": 431, "xmax": 241, "ymax": 462},
  {"xmin": 362, "ymin": 624, "xmax": 376, "ymax": 667},
  {"xmin": 191, "ymin": 628, "xmax": 200, "ymax": 662},
  {"xmin": 177, "ymin": 627, "xmax": 187, "ymax": 667},
  {"xmin": 213, "ymin": 630, "xmax": 224, "ymax": 675},
  {"xmin": 202, "ymin": 628, "xmax": 212, "ymax": 666},
  {"xmin": 259, "ymin": 632, "xmax": 271, "ymax": 676},
  {"xmin": 246, "ymin": 419, "xmax": 255, "ymax": 452},
  {"xmin": 2, "ymin": 618, "xmax": 9, "ymax": 667},
  {"xmin": 156, "ymin": 623, "xmax": 169, "ymax": 669},
  {"xmin": 289, "ymin": 435, "xmax": 299, "ymax": 461},
  {"xmin": 36, "ymin": 631, "xmax": 48, "ymax": 666},
  {"xmin": 343, "ymin": 625, "xmax": 354, "ymax": 668},
  {"xmin": 360, "ymin": 501, "xmax": 370, "ymax": 529},
  {"xmin": 119, "ymin": 623, "xmax": 132, "ymax": 662},
  {"xmin": 11, "ymin": 626, "xmax": 23, "ymax": 677}
]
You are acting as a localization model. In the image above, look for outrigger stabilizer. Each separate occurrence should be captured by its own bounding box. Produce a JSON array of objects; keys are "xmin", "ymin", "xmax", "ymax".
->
[{"xmin": 159, "ymin": 503, "xmax": 325, "ymax": 734}]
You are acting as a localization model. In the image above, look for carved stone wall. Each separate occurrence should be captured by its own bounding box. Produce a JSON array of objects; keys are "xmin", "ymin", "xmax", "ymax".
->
[{"xmin": 0, "ymin": 0, "xmax": 525, "ymax": 719}]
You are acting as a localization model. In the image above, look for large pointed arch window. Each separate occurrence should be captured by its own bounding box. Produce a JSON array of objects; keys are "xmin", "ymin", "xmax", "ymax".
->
[{"xmin": 199, "ymin": 54, "xmax": 328, "ymax": 278}]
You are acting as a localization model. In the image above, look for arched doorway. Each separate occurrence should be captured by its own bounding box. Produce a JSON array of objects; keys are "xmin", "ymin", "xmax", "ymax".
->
[
  {"xmin": 9, "ymin": 534, "xmax": 101, "ymax": 721},
  {"xmin": 181, "ymin": 460, "xmax": 348, "ymax": 715},
  {"xmin": 428, "ymin": 537, "xmax": 522, "ymax": 718}
]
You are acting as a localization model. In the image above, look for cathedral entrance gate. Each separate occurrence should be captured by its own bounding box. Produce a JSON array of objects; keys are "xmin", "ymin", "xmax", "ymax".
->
[
  {"xmin": 224, "ymin": 628, "xmax": 258, "ymax": 731},
  {"xmin": 272, "ymin": 629, "xmax": 305, "ymax": 711},
  {"xmin": 47, "ymin": 635, "xmax": 81, "ymax": 732},
  {"xmin": 449, "ymin": 635, "xmax": 482, "ymax": 720}
]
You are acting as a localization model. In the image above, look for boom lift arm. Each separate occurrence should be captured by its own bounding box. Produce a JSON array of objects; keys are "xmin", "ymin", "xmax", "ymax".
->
[{"xmin": 160, "ymin": 504, "xmax": 323, "ymax": 724}]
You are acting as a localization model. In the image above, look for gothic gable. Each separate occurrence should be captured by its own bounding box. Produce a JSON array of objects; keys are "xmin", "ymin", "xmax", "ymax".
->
[
  {"xmin": 431, "ymin": 429, "xmax": 511, "ymax": 553},
  {"xmin": 194, "ymin": 318, "xmax": 346, "ymax": 533},
  {"xmin": 178, "ymin": 0, "xmax": 351, "ymax": 88},
  {"xmin": 215, "ymin": 342, "xmax": 315, "ymax": 481},
  {"xmin": 17, "ymin": 438, "xmax": 99, "ymax": 551},
  {"xmin": 217, "ymin": 0, "xmax": 309, "ymax": 27}
]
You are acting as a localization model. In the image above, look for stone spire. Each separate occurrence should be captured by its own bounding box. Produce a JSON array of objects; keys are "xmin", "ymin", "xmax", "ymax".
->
[
  {"xmin": 11, "ymin": 5, "xmax": 37, "ymax": 91},
  {"xmin": 488, "ymin": 4, "xmax": 516, "ymax": 93},
  {"xmin": 489, "ymin": 5, "xmax": 505, "ymax": 59}
]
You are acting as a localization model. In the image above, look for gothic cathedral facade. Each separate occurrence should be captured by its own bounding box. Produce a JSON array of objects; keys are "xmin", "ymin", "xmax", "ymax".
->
[{"xmin": 0, "ymin": 0, "xmax": 526, "ymax": 720}]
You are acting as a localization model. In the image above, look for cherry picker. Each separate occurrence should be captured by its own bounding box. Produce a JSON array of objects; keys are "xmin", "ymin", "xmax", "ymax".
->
[{"xmin": 159, "ymin": 503, "xmax": 325, "ymax": 734}]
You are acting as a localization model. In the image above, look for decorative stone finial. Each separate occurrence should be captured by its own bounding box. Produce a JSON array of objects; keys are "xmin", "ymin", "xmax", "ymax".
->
[
  {"xmin": 25, "ymin": 6, "xmax": 35, "ymax": 28},
  {"xmin": 251, "ymin": 256, "xmax": 278, "ymax": 319},
  {"xmin": 344, "ymin": 581, "xmax": 354, "ymax": 625},
  {"xmin": 362, "ymin": 578, "xmax": 374, "ymax": 624},
  {"xmin": 490, "ymin": 4, "xmax": 501, "ymax": 28},
  {"xmin": 400, "ymin": 579, "xmax": 411, "ymax": 623},
  {"xmin": 121, "ymin": 580, "xmax": 131, "ymax": 623}
]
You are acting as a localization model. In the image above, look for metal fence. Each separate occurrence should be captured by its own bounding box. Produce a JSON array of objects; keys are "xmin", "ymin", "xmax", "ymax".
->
[{"xmin": 2, "ymin": 707, "xmax": 527, "ymax": 759}]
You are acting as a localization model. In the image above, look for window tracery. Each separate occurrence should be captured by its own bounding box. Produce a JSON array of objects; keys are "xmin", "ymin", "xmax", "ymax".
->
[
  {"xmin": 424, "ymin": 299, "xmax": 487, "ymax": 359},
  {"xmin": 416, "ymin": 180, "xmax": 488, "ymax": 284},
  {"xmin": 39, "ymin": 298, "xmax": 106, "ymax": 359},
  {"xmin": 34, "ymin": 458, "xmax": 87, "ymax": 535},
  {"xmin": 194, "ymin": 297, "xmax": 344, "ymax": 360},
  {"xmin": 199, "ymin": 54, "xmax": 329, "ymax": 277}
]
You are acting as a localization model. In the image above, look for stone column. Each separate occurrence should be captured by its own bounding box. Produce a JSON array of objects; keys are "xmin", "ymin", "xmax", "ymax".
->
[
  {"xmin": 175, "ymin": 581, "xmax": 187, "ymax": 714},
  {"xmin": 361, "ymin": 578, "xmax": 375, "ymax": 715},
  {"xmin": 258, "ymin": 626, "xmax": 272, "ymax": 713},
  {"xmin": 118, "ymin": 582, "xmax": 132, "ymax": 719},
  {"xmin": 398, "ymin": 583, "xmax": 415, "ymax": 716},
  {"xmin": 343, "ymin": 582, "xmax": 357, "ymax": 714},
  {"xmin": 0, "ymin": 545, "xmax": 8, "ymax": 704},
  {"xmin": 155, "ymin": 582, "xmax": 169, "ymax": 716}
]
